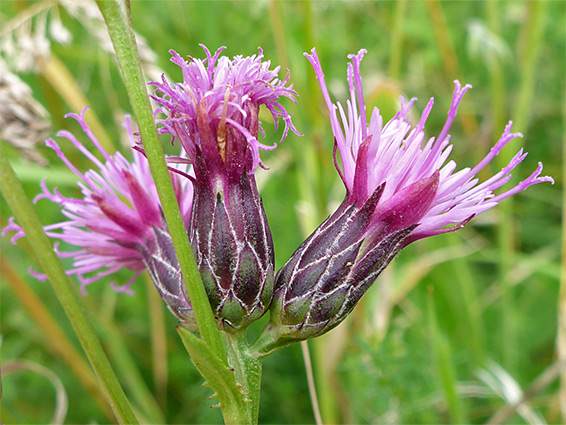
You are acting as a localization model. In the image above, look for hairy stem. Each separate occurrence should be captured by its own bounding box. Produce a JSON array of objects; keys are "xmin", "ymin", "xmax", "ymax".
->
[{"xmin": 224, "ymin": 331, "xmax": 263, "ymax": 424}]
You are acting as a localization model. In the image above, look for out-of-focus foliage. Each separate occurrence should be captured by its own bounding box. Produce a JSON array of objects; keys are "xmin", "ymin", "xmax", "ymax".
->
[{"xmin": 1, "ymin": 1, "xmax": 563, "ymax": 424}]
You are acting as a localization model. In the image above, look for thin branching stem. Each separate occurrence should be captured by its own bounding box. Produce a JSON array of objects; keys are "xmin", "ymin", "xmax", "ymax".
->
[
  {"xmin": 301, "ymin": 341, "xmax": 323, "ymax": 425},
  {"xmin": 0, "ymin": 143, "xmax": 138, "ymax": 425}
]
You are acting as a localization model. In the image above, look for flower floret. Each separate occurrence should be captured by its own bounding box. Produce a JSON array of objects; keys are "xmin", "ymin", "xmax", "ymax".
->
[
  {"xmin": 305, "ymin": 47, "xmax": 554, "ymax": 244},
  {"xmin": 3, "ymin": 107, "xmax": 193, "ymax": 295},
  {"xmin": 151, "ymin": 45, "xmax": 301, "ymax": 174}
]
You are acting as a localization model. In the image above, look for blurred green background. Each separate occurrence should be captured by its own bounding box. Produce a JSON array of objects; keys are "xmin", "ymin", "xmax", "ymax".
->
[{"xmin": 0, "ymin": 1, "xmax": 564, "ymax": 424}]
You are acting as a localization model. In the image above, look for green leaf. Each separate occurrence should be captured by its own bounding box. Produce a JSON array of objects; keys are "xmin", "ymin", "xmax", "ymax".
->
[{"xmin": 177, "ymin": 327, "xmax": 249, "ymax": 425}]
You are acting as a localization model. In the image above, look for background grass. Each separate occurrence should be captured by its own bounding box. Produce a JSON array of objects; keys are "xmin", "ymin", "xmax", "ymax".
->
[{"xmin": 0, "ymin": 1, "xmax": 564, "ymax": 424}]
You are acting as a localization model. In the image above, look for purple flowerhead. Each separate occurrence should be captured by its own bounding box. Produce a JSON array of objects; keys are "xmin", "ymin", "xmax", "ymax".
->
[
  {"xmin": 151, "ymin": 46, "xmax": 300, "ymax": 331},
  {"xmin": 2, "ymin": 108, "xmax": 195, "ymax": 325},
  {"xmin": 151, "ymin": 45, "xmax": 300, "ymax": 176},
  {"xmin": 261, "ymin": 48, "xmax": 554, "ymax": 349}
]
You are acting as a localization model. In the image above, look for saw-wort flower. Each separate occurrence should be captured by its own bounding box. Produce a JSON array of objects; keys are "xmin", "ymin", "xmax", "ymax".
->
[
  {"xmin": 3, "ymin": 108, "xmax": 195, "ymax": 325},
  {"xmin": 259, "ymin": 48, "xmax": 554, "ymax": 350},
  {"xmin": 151, "ymin": 45, "xmax": 300, "ymax": 331}
]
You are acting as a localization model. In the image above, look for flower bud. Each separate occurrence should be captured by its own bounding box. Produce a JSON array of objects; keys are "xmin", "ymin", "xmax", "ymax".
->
[
  {"xmin": 192, "ymin": 169, "xmax": 275, "ymax": 331},
  {"xmin": 136, "ymin": 223, "xmax": 194, "ymax": 327},
  {"xmin": 268, "ymin": 180, "xmax": 427, "ymax": 344},
  {"xmin": 1, "ymin": 108, "xmax": 196, "ymax": 328},
  {"xmin": 151, "ymin": 46, "xmax": 299, "ymax": 331}
]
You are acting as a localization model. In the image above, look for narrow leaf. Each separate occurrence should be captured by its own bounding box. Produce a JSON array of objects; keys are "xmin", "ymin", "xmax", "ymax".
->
[{"xmin": 177, "ymin": 327, "xmax": 248, "ymax": 425}]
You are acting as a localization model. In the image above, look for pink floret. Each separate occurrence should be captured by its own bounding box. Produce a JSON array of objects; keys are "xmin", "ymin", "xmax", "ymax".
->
[
  {"xmin": 305, "ymin": 48, "xmax": 554, "ymax": 243},
  {"xmin": 3, "ymin": 108, "xmax": 193, "ymax": 294}
]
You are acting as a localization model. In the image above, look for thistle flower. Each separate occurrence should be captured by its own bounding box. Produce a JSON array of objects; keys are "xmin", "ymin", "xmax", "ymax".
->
[
  {"xmin": 3, "ymin": 108, "xmax": 194, "ymax": 325},
  {"xmin": 151, "ymin": 45, "xmax": 300, "ymax": 331},
  {"xmin": 261, "ymin": 48, "xmax": 554, "ymax": 349}
]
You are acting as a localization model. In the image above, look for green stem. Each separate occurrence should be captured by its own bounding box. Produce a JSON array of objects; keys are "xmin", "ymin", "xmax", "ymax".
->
[
  {"xmin": 176, "ymin": 328, "xmax": 249, "ymax": 425},
  {"xmin": 301, "ymin": 341, "xmax": 323, "ymax": 425},
  {"xmin": 249, "ymin": 321, "xmax": 288, "ymax": 356},
  {"xmin": 268, "ymin": 0, "xmax": 289, "ymax": 70},
  {"xmin": 425, "ymin": 0, "xmax": 478, "ymax": 138},
  {"xmin": 96, "ymin": 0, "xmax": 225, "ymax": 361},
  {"xmin": 224, "ymin": 332, "xmax": 263, "ymax": 424},
  {"xmin": 512, "ymin": 0, "xmax": 548, "ymax": 133},
  {"xmin": 0, "ymin": 143, "xmax": 138, "ymax": 425},
  {"xmin": 559, "ymin": 89, "xmax": 566, "ymax": 423},
  {"xmin": 498, "ymin": 0, "xmax": 547, "ymax": 371},
  {"xmin": 425, "ymin": 0, "xmax": 458, "ymax": 78},
  {"xmin": 90, "ymin": 303, "xmax": 165, "ymax": 423},
  {"xmin": 486, "ymin": 1, "xmax": 506, "ymax": 140},
  {"xmin": 427, "ymin": 287, "xmax": 466, "ymax": 424}
]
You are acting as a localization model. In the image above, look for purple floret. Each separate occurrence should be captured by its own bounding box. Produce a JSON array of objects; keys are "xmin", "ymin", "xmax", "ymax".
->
[{"xmin": 151, "ymin": 45, "xmax": 301, "ymax": 175}]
